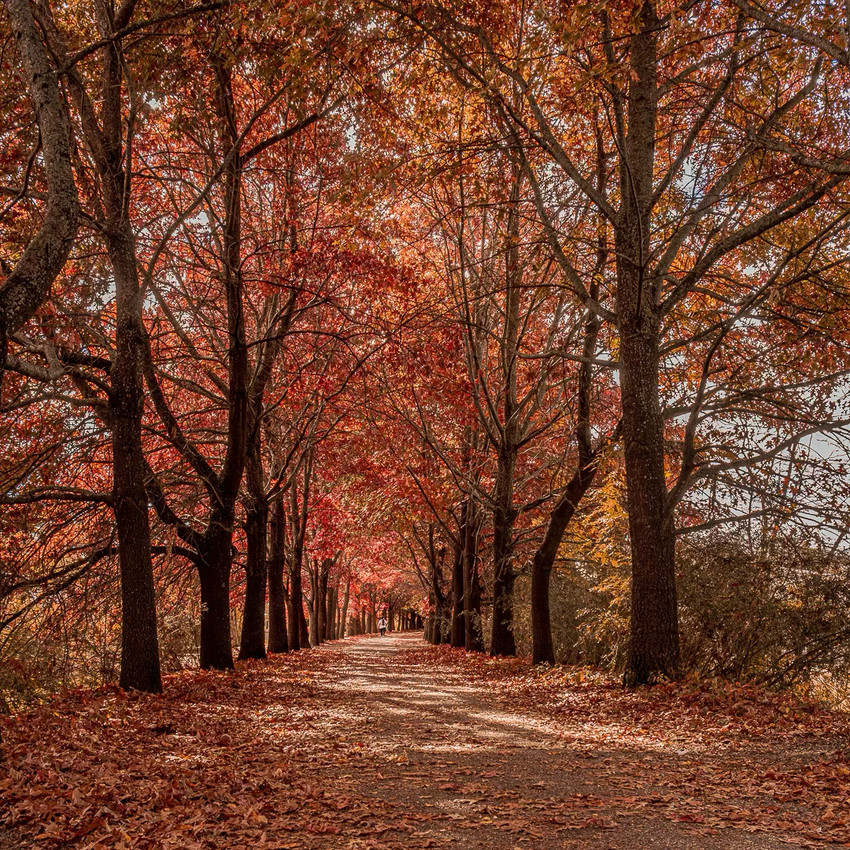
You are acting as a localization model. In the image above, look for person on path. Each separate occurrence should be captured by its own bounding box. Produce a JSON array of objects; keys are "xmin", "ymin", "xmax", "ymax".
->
[{"xmin": 378, "ymin": 616, "xmax": 387, "ymax": 636}]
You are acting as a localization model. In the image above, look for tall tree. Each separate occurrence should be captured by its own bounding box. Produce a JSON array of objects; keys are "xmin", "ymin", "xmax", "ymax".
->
[
  {"xmin": 388, "ymin": 0, "xmax": 850, "ymax": 681},
  {"xmin": 0, "ymin": 0, "xmax": 78, "ymax": 379}
]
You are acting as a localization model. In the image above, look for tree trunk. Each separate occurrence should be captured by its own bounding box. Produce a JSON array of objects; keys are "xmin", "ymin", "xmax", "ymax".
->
[
  {"xmin": 198, "ymin": 519, "xmax": 234, "ymax": 669},
  {"xmin": 463, "ymin": 500, "xmax": 485, "ymax": 653},
  {"xmin": 317, "ymin": 557, "xmax": 331, "ymax": 642},
  {"xmin": 103, "ymin": 216, "xmax": 161, "ymax": 693},
  {"xmin": 267, "ymin": 498, "xmax": 288, "ymax": 653},
  {"xmin": 287, "ymin": 552, "xmax": 302, "ymax": 652},
  {"xmin": 307, "ymin": 590, "xmax": 319, "ymax": 647},
  {"xmin": 238, "ymin": 498, "xmax": 267, "ymax": 660},
  {"xmin": 60, "ymin": 3, "xmax": 162, "ymax": 692},
  {"xmin": 339, "ymin": 580, "xmax": 350, "ymax": 639},
  {"xmin": 618, "ymin": 2, "xmax": 679, "ymax": 685},
  {"xmin": 530, "ymin": 472, "xmax": 596, "ymax": 664},
  {"xmin": 619, "ymin": 317, "xmax": 679, "ymax": 683},
  {"xmin": 288, "ymin": 456, "xmax": 311, "ymax": 651},
  {"xmin": 490, "ymin": 449, "xmax": 517, "ymax": 656},
  {"xmin": 490, "ymin": 567, "xmax": 515, "ymax": 656},
  {"xmin": 191, "ymin": 55, "xmax": 248, "ymax": 672},
  {"xmin": 326, "ymin": 584, "xmax": 337, "ymax": 640},
  {"xmin": 489, "ymin": 172, "xmax": 522, "ymax": 658},
  {"xmin": 531, "ymin": 294, "xmax": 603, "ymax": 663},
  {"xmin": 450, "ymin": 533, "xmax": 465, "ymax": 647},
  {"xmin": 0, "ymin": 0, "xmax": 78, "ymax": 379},
  {"xmin": 111, "ymin": 343, "xmax": 161, "ymax": 692},
  {"xmin": 299, "ymin": 603, "xmax": 309, "ymax": 648}
]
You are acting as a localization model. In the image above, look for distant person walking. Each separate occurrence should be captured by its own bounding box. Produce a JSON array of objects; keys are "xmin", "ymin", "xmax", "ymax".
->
[{"xmin": 378, "ymin": 616, "xmax": 387, "ymax": 636}]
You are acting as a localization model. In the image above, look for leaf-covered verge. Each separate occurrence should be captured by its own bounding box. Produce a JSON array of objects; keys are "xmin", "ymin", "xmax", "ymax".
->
[{"xmin": 1, "ymin": 633, "xmax": 849, "ymax": 849}]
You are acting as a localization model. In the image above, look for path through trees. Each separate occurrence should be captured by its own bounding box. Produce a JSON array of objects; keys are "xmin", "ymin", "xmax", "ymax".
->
[{"xmin": 2, "ymin": 633, "xmax": 848, "ymax": 848}]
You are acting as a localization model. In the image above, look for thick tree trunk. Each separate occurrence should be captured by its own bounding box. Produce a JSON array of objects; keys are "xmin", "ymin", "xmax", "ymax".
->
[
  {"xmin": 107, "ymin": 218, "xmax": 161, "ymax": 693},
  {"xmin": 619, "ymin": 321, "xmax": 679, "ymax": 683},
  {"xmin": 57, "ymin": 1, "xmax": 161, "ymax": 693},
  {"xmin": 111, "ymin": 319, "xmax": 161, "ymax": 692},
  {"xmin": 618, "ymin": 2, "xmax": 679, "ymax": 685},
  {"xmin": 198, "ymin": 520, "xmax": 235, "ymax": 669},
  {"xmin": 0, "ymin": 0, "xmax": 79, "ymax": 375}
]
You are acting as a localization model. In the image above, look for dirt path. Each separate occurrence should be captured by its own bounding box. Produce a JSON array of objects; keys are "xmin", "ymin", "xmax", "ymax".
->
[
  {"xmin": 310, "ymin": 632, "xmax": 818, "ymax": 849},
  {"xmin": 2, "ymin": 632, "xmax": 847, "ymax": 849}
]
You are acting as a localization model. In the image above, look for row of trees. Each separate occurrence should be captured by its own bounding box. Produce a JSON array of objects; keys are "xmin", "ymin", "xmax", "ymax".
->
[
  {"xmin": 377, "ymin": 0, "xmax": 850, "ymax": 682},
  {"xmin": 0, "ymin": 0, "xmax": 423, "ymax": 696},
  {"xmin": 2, "ymin": 0, "xmax": 850, "ymax": 696}
]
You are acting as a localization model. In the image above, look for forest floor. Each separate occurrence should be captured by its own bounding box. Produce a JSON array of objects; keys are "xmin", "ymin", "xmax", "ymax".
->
[{"xmin": 1, "ymin": 633, "xmax": 849, "ymax": 849}]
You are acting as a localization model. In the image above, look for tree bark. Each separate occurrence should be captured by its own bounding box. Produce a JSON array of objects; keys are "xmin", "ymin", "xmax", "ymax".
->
[
  {"xmin": 110, "ymin": 237, "xmax": 162, "ymax": 692},
  {"xmin": 287, "ymin": 548, "xmax": 302, "ymax": 652},
  {"xmin": 531, "ymin": 286, "xmax": 604, "ymax": 664},
  {"xmin": 530, "ymin": 472, "xmax": 595, "ymax": 663},
  {"xmin": 299, "ymin": 603, "xmax": 309, "ymax": 647},
  {"xmin": 450, "ymin": 529, "xmax": 465, "ymax": 647},
  {"xmin": 197, "ymin": 513, "xmax": 236, "ymax": 669},
  {"xmin": 58, "ymin": 2, "xmax": 162, "ymax": 692},
  {"xmin": 317, "ymin": 557, "xmax": 331, "ymax": 642},
  {"xmin": 238, "ymin": 496, "xmax": 267, "ymax": 660},
  {"xmin": 618, "ymin": 2, "xmax": 679, "ymax": 684},
  {"xmin": 490, "ymin": 448, "xmax": 517, "ymax": 656},
  {"xmin": 463, "ymin": 498, "xmax": 485, "ymax": 652},
  {"xmin": 287, "ymin": 460, "xmax": 310, "ymax": 650},
  {"xmin": 267, "ymin": 497, "xmax": 288, "ymax": 653},
  {"xmin": 619, "ymin": 316, "xmax": 679, "ymax": 683},
  {"xmin": 307, "ymin": 570, "xmax": 319, "ymax": 648},
  {"xmin": 339, "ymin": 580, "xmax": 350, "ymax": 639},
  {"xmin": 488, "ymin": 169, "xmax": 522, "ymax": 657},
  {"xmin": 1, "ymin": 0, "xmax": 79, "ymax": 377},
  {"xmin": 190, "ymin": 56, "xmax": 250, "ymax": 670}
]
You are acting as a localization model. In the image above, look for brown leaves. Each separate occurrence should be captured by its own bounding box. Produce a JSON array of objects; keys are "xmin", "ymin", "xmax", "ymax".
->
[{"xmin": 2, "ymin": 635, "xmax": 850, "ymax": 849}]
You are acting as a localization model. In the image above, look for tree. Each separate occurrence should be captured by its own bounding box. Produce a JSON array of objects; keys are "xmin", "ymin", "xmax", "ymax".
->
[
  {"xmin": 0, "ymin": 0, "xmax": 78, "ymax": 380},
  {"xmin": 385, "ymin": 0, "xmax": 850, "ymax": 682}
]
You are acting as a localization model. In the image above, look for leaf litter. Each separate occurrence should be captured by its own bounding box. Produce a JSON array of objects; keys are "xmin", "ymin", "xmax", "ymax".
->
[{"xmin": 1, "ymin": 632, "xmax": 848, "ymax": 849}]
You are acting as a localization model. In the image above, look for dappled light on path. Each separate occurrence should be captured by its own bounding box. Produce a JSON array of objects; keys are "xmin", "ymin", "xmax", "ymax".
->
[{"xmin": 1, "ymin": 632, "xmax": 848, "ymax": 849}]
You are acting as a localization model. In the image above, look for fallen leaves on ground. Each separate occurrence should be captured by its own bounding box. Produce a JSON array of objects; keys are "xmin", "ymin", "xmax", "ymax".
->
[{"xmin": 0, "ymin": 634, "xmax": 848, "ymax": 849}]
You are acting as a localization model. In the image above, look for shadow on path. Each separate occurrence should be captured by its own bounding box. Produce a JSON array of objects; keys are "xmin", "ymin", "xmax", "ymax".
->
[{"xmin": 310, "ymin": 632, "xmax": 790, "ymax": 850}]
